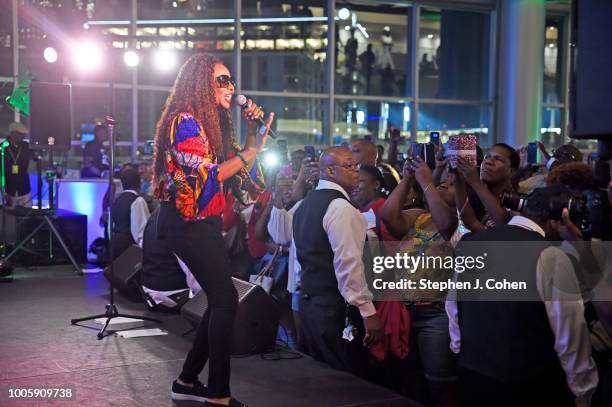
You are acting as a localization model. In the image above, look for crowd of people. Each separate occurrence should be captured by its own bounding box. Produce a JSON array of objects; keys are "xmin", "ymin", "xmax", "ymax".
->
[
  {"xmin": 4, "ymin": 51, "xmax": 611, "ymax": 407},
  {"xmin": 104, "ymin": 128, "xmax": 611, "ymax": 406}
]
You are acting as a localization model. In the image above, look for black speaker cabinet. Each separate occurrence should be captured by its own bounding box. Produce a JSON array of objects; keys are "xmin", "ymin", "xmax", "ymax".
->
[
  {"xmin": 3, "ymin": 209, "xmax": 87, "ymax": 266},
  {"xmin": 569, "ymin": 0, "xmax": 612, "ymax": 139},
  {"xmin": 104, "ymin": 244, "xmax": 143, "ymax": 301},
  {"xmin": 30, "ymin": 82, "xmax": 72, "ymax": 150},
  {"xmin": 181, "ymin": 278, "xmax": 280, "ymax": 355}
]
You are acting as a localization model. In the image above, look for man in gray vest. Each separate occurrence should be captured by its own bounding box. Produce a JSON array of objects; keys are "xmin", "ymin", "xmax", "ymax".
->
[{"xmin": 292, "ymin": 147, "xmax": 382, "ymax": 377}]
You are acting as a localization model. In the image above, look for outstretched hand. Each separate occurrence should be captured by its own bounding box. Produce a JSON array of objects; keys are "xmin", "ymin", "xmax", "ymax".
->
[
  {"xmin": 407, "ymin": 156, "xmax": 433, "ymax": 188},
  {"xmin": 255, "ymin": 112, "xmax": 275, "ymax": 152},
  {"xmin": 434, "ymin": 143, "xmax": 447, "ymax": 169},
  {"xmin": 551, "ymin": 208, "xmax": 584, "ymax": 242},
  {"xmin": 456, "ymin": 156, "xmax": 480, "ymax": 185},
  {"xmin": 402, "ymin": 158, "xmax": 416, "ymax": 184}
]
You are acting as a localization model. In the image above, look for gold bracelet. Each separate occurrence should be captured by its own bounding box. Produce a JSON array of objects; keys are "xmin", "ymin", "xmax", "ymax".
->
[{"xmin": 236, "ymin": 151, "xmax": 248, "ymax": 167}]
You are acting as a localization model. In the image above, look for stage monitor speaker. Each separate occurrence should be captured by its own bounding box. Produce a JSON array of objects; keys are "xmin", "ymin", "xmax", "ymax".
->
[
  {"xmin": 104, "ymin": 244, "xmax": 143, "ymax": 301},
  {"xmin": 29, "ymin": 82, "xmax": 72, "ymax": 150},
  {"xmin": 181, "ymin": 278, "xmax": 280, "ymax": 355},
  {"xmin": 569, "ymin": 0, "xmax": 612, "ymax": 140}
]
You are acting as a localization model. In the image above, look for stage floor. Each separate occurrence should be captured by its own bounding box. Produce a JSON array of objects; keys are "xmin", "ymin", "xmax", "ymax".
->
[{"xmin": 0, "ymin": 266, "xmax": 419, "ymax": 407}]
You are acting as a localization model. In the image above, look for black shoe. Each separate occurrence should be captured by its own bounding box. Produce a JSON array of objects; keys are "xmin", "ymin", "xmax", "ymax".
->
[
  {"xmin": 171, "ymin": 379, "xmax": 208, "ymax": 402},
  {"xmin": 203, "ymin": 398, "xmax": 247, "ymax": 407}
]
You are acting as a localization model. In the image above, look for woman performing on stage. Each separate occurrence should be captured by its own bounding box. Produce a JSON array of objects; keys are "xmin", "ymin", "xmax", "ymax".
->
[{"xmin": 153, "ymin": 53, "xmax": 274, "ymax": 407}]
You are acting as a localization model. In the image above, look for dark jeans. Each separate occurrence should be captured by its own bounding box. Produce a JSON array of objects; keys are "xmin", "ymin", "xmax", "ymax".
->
[
  {"xmin": 158, "ymin": 202, "xmax": 238, "ymax": 398},
  {"xmin": 405, "ymin": 304, "xmax": 457, "ymax": 383}
]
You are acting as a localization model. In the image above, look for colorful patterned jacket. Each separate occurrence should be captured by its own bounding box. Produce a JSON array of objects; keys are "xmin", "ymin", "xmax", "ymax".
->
[{"xmin": 155, "ymin": 112, "xmax": 264, "ymax": 220}]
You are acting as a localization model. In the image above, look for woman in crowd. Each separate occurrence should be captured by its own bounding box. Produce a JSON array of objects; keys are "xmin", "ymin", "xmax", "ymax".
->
[
  {"xmin": 351, "ymin": 164, "xmax": 396, "ymax": 242},
  {"xmin": 453, "ymin": 143, "xmax": 519, "ymax": 233},
  {"xmin": 153, "ymin": 53, "xmax": 274, "ymax": 407},
  {"xmin": 380, "ymin": 157, "xmax": 458, "ymax": 407}
]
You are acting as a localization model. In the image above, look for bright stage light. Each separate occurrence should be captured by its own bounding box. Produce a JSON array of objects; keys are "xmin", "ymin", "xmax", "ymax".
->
[
  {"xmin": 263, "ymin": 151, "xmax": 280, "ymax": 168},
  {"xmin": 338, "ymin": 8, "xmax": 351, "ymax": 20},
  {"xmin": 123, "ymin": 50, "xmax": 140, "ymax": 67},
  {"xmin": 154, "ymin": 49, "xmax": 177, "ymax": 72},
  {"xmin": 43, "ymin": 47, "xmax": 58, "ymax": 63},
  {"xmin": 72, "ymin": 41, "xmax": 104, "ymax": 72}
]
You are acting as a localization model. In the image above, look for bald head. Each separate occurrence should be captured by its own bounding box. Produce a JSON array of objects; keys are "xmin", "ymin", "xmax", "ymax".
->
[
  {"xmin": 319, "ymin": 147, "xmax": 353, "ymax": 169},
  {"xmin": 349, "ymin": 139, "xmax": 377, "ymax": 166},
  {"xmin": 320, "ymin": 147, "xmax": 360, "ymax": 193}
]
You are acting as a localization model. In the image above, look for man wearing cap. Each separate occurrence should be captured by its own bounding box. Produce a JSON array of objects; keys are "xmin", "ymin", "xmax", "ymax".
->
[{"xmin": 2, "ymin": 122, "xmax": 37, "ymax": 207}]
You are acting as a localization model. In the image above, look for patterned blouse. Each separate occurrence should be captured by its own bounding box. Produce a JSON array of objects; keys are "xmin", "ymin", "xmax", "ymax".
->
[
  {"xmin": 396, "ymin": 213, "xmax": 454, "ymax": 303},
  {"xmin": 155, "ymin": 112, "xmax": 264, "ymax": 221}
]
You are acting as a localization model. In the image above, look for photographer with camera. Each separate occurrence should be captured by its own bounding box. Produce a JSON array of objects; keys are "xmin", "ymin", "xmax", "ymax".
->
[{"xmin": 448, "ymin": 184, "xmax": 598, "ymax": 407}]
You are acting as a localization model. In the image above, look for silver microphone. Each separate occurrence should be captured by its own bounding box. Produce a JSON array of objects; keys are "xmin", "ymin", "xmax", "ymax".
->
[{"xmin": 235, "ymin": 94, "xmax": 277, "ymax": 139}]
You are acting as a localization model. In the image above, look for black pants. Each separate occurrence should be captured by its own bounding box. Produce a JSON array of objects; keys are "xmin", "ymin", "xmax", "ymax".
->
[
  {"xmin": 158, "ymin": 202, "xmax": 238, "ymax": 398},
  {"xmin": 299, "ymin": 292, "xmax": 369, "ymax": 378},
  {"xmin": 458, "ymin": 366, "xmax": 574, "ymax": 407}
]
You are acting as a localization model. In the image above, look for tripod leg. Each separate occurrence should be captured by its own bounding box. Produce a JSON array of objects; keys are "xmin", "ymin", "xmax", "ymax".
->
[
  {"xmin": 2, "ymin": 221, "xmax": 45, "ymax": 263},
  {"xmin": 97, "ymin": 317, "xmax": 113, "ymax": 340},
  {"xmin": 44, "ymin": 216, "xmax": 83, "ymax": 276}
]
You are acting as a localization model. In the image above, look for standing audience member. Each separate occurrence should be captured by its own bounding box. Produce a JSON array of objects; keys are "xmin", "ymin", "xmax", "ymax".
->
[
  {"xmin": 344, "ymin": 28, "xmax": 358, "ymax": 70},
  {"xmin": 454, "ymin": 143, "xmax": 519, "ymax": 233},
  {"xmin": 290, "ymin": 149, "xmax": 306, "ymax": 176},
  {"xmin": 292, "ymin": 147, "xmax": 382, "ymax": 377},
  {"xmin": 267, "ymin": 156, "xmax": 320, "ymax": 352},
  {"xmin": 2, "ymin": 122, "xmax": 37, "ymax": 207},
  {"xmin": 350, "ymin": 139, "xmax": 377, "ymax": 167},
  {"xmin": 448, "ymin": 185, "xmax": 598, "ymax": 407},
  {"xmin": 351, "ymin": 165, "xmax": 395, "ymax": 242},
  {"xmin": 350, "ymin": 139, "xmax": 400, "ymax": 194},
  {"xmin": 381, "ymin": 157, "xmax": 458, "ymax": 406},
  {"xmin": 383, "ymin": 126, "xmax": 402, "ymax": 172},
  {"xmin": 82, "ymin": 124, "xmax": 108, "ymax": 178},
  {"xmin": 359, "ymin": 44, "xmax": 376, "ymax": 94},
  {"xmin": 110, "ymin": 167, "xmax": 150, "ymax": 259},
  {"xmin": 516, "ymin": 142, "xmax": 582, "ymax": 194}
]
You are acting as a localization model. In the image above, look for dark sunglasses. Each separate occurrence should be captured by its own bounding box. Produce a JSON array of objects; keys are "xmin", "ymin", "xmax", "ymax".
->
[{"xmin": 216, "ymin": 74, "xmax": 236, "ymax": 88}]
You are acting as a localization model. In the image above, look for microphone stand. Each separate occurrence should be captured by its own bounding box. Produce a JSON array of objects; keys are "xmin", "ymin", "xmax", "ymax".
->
[
  {"xmin": 1, "ymin": 140, "xmax": 9, "ymax": 262},
  {"xmin": 70, "ymin": 116, "xmax": 161, "ymax": 339}
]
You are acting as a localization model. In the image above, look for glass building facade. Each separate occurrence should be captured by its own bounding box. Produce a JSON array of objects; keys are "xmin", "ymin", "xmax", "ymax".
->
[{"xmin": 0, "ymin": 0, "xmax": 573, "ymax": 168}]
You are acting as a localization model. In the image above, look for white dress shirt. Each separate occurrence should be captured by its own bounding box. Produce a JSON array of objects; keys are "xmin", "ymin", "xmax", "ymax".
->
[
  {"xmin": 268, "ymin": 202, "xmax": 380, "ymax": 295},
  {"xmin": 445, "ymin": 215, "xmax": 598, "ymax": 406},
  {"xmin": 268, "ymin": 202, "xmax": 302, "ymax": 294},
  {"xmin": 142, "ymin": 254, "xmax": 202, "ymax": 307},
  {"xmin": 288, "ymin": 179, "xmax": 375, "ymax": 318},
  {"xmin": 124, "ymin": 190, "xmax": 150, "ymax": 247}
]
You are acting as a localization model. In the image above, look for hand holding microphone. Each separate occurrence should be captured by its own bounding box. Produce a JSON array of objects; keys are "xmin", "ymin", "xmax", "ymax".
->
[{"xmin": 235, "ymin": 95, "xmax": 278, "ymax": 140}]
